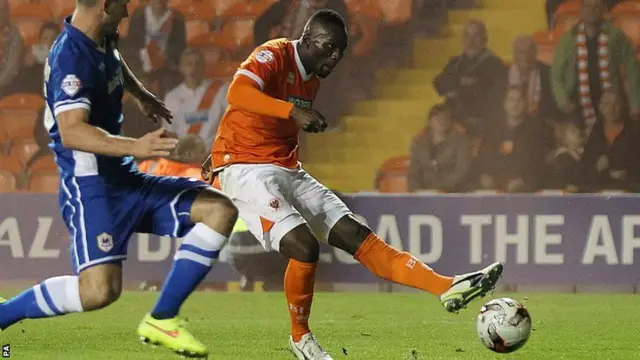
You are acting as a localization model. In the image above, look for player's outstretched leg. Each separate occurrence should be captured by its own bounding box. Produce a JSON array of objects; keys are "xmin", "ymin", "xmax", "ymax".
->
[
  {"xmin": 279, "ymin": 225, "xmax": 333, "ymax": 360},
  {"xmin": 137, "ymin": 189, "xmax": 237, "ymax": 358},
  {"xmin": 328, "ymin": 215, "xmax": 503, "ymax": 313},
  {"xmin": 0, "ymin": 264, "xmax": 123, "ymax": 331}
]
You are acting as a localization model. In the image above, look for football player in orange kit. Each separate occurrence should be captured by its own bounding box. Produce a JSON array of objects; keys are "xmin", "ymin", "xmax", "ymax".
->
[{"xmin": 204, "ymin": 10, "xmax": 503, "ymax": 360}]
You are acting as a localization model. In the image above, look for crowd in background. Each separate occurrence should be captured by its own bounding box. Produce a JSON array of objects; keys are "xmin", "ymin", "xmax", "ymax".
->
[{"xmin": 409, "ymin": 0, "xmax": 640, "ymax": 193}]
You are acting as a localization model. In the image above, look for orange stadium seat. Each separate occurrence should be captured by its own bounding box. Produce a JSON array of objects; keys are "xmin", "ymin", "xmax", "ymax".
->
[
  {"xmin": 119, "ymin": 17, "xmax": 131, "ymax": 38},
  {"xmin": 172, "ymin": 1, "xmax": 215, "ymax": 22},
  {"xmin": 219, "ymin": 18, "xmax": 254, "ymax": 48},
  {"xmin": 186, "ymin": 19, "xmax": 212, "ymax": 42},
  {"xmin": 612, "ymin": 2, "xmax": 640, "ymax": 46},
  {"xmin": 49, "ymin": 0, "xmax": 75, "ymax": 20},
  {"xmin": 0, "ymin": 109, "xmax": 38, "ymax": 141},
  {"xmin": 532, "ymin": 28, "xmax": 565, "ymax": 65},
  {"xmin": 0, "ymin": 171, "xmax": 17, "ymax": 193},
  {"xmin": 29, "ymin": 154, "xmax": 57, "ymax": 173},
  {"xmin": 376, "ymin": 156, "xmax": 409, "ymax": 193},
  {"xmin": 376, "ymin": 0, "xmax": 411, "ymax": 26},
  {"xmin": 28, "ymin": 172, "xmax": 59, "ymax": 193},
  {"xmin": 344, "ymin": 0, "xmax": 383, "ymax": 57},
  {"xmin": 10, "ymin": 140, "xmax": 40, "ymax": 165},
  {"xmin": 0, "ymin": 93, "xmax": 44, "ymax": 111},
  {"xmin": 211, "ymin": 0, "xmax": 242, "ymax": 17},
  {"xmin": 0, "ymin": 155, "xmax": 24, "ymax": 176},
  {"xmin": 221, "ymin": 0, "xmax": 276, "ymax": 19},
  {"xmin": 553, "ymin": 1, "xmax": 580, "ymax": 31}
]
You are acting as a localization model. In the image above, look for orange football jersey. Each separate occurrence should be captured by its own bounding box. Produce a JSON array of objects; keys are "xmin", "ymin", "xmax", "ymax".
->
[{"xmin": 212, "ymin": 38, "xmax": 321, "ymax": 169}]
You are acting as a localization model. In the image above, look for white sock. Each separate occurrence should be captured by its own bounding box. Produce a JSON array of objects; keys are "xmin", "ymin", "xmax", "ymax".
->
[{"xmin": 40, "ymin": 275, "xmax": 83, "ymax": 314}]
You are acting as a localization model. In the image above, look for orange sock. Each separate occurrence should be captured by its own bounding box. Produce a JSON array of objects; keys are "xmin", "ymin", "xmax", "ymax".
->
[
  {"xmin": 354, "ymin": 233, "xmax": 453, "ymax": 295},
  {"xmin": 284, "ymin": 258, "xmax": 317, "ymax": 342}
]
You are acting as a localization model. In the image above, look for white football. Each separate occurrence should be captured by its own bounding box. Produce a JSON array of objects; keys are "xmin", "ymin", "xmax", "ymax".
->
[{"xmin": 476, "ymin": 297, "xmax": 531, "ymax": 353}]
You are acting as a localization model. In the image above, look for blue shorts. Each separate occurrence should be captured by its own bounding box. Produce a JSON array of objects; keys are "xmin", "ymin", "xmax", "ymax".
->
[{"xmin": 58, "ymin": 173, "xmax": 209, "ymax": 273}]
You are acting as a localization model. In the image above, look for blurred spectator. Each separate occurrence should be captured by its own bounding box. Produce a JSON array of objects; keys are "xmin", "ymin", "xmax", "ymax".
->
[
  {"xmin": 478, "ymin": 86, "xmax": 553, "ymax": 192},
  {"xmin": 121, "ymin": 72, "xmax": 167, "ymax": 139},
  {"xmin": 225, "ymin": 218, "xmax": 287, "ymax": 292},
  {"xmin": 509, "ymin": 34, "xmax": 557, "ymax": 120},
  {"xmin": 408, "ymin": 104, "xmax": 471, "ymax": 192},
  {"xmin": 545, "ymin": 0, "xmax": 621, "ymax": 29},
  {"xmin": 546, "ymin": 121, "xmax": 583, "ymax": 190},
  {"xmin": 123, "ymin": 0, "xmax": 186, "ymax": 74},
  {"xmin": 433, "ymin": 20, "xmax": 507, "ymax": 139},
  {"xmin": 254, "ymin": 0, "xmax": 350, "ymax": 46},
  {"xmin": 12, "ymin": 22, "xmax": 60, "ymax": 94},
  {"xmin": 137, "ymin": 134, "xmax": 208, "ymax": 179},
  {"xmin": 163, "ymin": 48, "xmax": 229, "ymax": 147},
  {"xmin": 551, "ymin": 0, "xmax": 640, "ymax": 137},
  {"xmin": 580, "ymin": 90, "xmax": 640, "ymax": 190},
  {"xmin": 0, "ymin": 0, "xmax": 24, "ymax": 97}
]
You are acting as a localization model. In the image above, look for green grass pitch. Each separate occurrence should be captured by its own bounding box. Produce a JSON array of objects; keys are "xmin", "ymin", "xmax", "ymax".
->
[{"xmin": 1, "ymin": 291, "xmax": 639, "ymax": 359}]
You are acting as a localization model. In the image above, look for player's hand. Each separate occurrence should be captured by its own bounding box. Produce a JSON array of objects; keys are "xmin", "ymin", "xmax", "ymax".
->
[
  {"xmin": 201, "ymin": 154, "xmax": 213, "ymax": 183},
  {"xmin": 136, "ymin": 90, "xmax": 173, "ymax": 125},
  {"xmin": 290, "ymin": 107, "xmax": 328, "ymax": 133},
  {"xmin": 133, "ymin": 128, "xmax": 179, "ymax": 158}
]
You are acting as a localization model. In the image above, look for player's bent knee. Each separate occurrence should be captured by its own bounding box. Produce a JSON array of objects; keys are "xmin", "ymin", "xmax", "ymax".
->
[
  {"xmin": 78, "ymin": 263, "xmax": 122, "ymax": 311},
  {"xmin": 279, "ymin": 224, "xmax": 320, "ymax": 263},
  {"xmin": 191, "ymin": 188, "xmax": 238, "ymax": 235},
  {"xmin": 328, "ymin": 214, "xmax": 372, "ymax": 255}
]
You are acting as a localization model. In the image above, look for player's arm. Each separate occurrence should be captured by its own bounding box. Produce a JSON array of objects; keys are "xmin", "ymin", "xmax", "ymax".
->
[
  {"xmin": 120, "ymin": 55, "xmax": 148, "ymax": 99},
  {"xmin": 230, "ymin": 47, "xmax": 326, "ymax": 131},
  {"xmin": 226, "ymin": 75, "xmax": 293, "ymax": 119},
  {"xmin": 57, "ymin": 109, "xmax": 139, "ymax": 157}
]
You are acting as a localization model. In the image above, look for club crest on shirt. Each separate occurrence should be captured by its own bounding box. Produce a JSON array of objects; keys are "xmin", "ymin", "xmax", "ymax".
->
[
  {"xmin": 97, "ymin": 232, "xmax": 114, "ymax": 252},
  {"xmin": 61, "ymin": 74, "xmax": 82, "ymax": 96},
  {"xmin": 256, "ymin": 49, "xmax": 275, "ymax": 64},
  {"xmin": 287, "ymin": 96, "xmax": 311, "ymax": 109}
]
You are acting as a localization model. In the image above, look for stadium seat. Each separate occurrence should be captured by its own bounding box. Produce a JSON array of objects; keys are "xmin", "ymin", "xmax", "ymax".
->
[
  {"xmin": 0, "ymin": 109, "xmax": 38, "ymax": 141},
  {"xmin": 186, "ymin": 19, "xmax": 212, "ymax": 43},
  {"xmin": 28, "ymin": 172, "xmax": 59, "ymax": 193},
  {"xmin": 0, "ymin": 171, "xmax": 17, "ymax": 193},
  {"xmin": 206, "ymin": 60, "xmax": 240, "ymax": 78},
  {"xmin": 376, "ymin": 0, "xmax": 411, "ymax": 26},
  {"xmin": 532, "ymin": 28, "xmax": 565, "ymax": 65},
  {"xmin": 10, "ymin": 140, "xmax": 40, "ymax": 165},
  {"xmin": 612, "ymin": 2, "xmax": 640, "ymax": 45},
  {"xmin": 219, "ymin": 19, "xmax": 254, "ymax": 49},
  {"xmin": 0, "ymin": 155, "xmax": 24, "ymax": 176},
  {"xmin": 49, "ymin": 0, "xmax": 75, "ymax": 20},
  {"xmin": 172, "ymin": 1, "xmax": 215, "ymax": 22},
  {"xmin": 211, "ymin": 0, "xmax": 242, "ymax": 17},
  {"xmin": 375, "ymin": 156, "xmax": 409, "ymax": 193},
  {"xmin": 119, "ymin": 17, "xmax": 131, "ymax": 38},
  {"xmin": 9, "ymin": 2, "xmax": 53, "ymax": 20},
  {"xmin": 221, "ymin": 0, "xmax": 276, "ymax": 19},
  {"xmin": 28, "ymin": 154, "xmax": 57, "ymax": 173},
  {"xmin": 553, "ymin": 1, "xmax": 580, "ymax": 31},
  {"xmin": 344, "ymin": 0, "xmax": 383, "ymax": 57},
  {"xmin": 0, "ymin": 93, "xmax": 44, "ymax": 111}
]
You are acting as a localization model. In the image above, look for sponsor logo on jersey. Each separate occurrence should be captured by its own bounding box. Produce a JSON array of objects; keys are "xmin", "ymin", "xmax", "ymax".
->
[
  {"xmin": 108, "ymin": 66, "xmax": 124, "ymax": 94},
  {"xmin": 287, "ymin": 96, "xmax": 312, "ymax": 109},
  {"xmin": 61, "ymin": 74, "xmax": 82, "ymax": 96},
  {"xmin": 256, "ymin": 49, "xmax": 275, "ymax": 64}
]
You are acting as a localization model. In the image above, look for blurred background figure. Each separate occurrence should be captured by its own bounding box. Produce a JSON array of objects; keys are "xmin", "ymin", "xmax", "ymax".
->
[
  {"xmin": 0, "ymin": 0, "xmax": 23, "ymax": 97},
  {"xmin": 408, "ymin": 104, "xmax": 471, "ymax": 193},
  {"xmin": 163, "ymin": 48, "xmax": 229, "ymax": 147}
]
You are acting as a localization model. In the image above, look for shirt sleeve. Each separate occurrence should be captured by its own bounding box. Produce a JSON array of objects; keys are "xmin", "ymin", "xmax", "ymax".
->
[
  {"xmin": 234, "ymin": 45, "xmax": 282, "ymax": 91},
  {"xmin": 50, "ymin": 50, "xmax": 95, "ymax": 117}
]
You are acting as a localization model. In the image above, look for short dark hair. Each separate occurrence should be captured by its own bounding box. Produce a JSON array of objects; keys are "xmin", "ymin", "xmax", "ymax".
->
[
  {"xmin": 304, "ymin": 9, "xmax": 347, "ymax": 38},
  {"xmin": 40, "ymin": 22, "xmax": 60, "ymax": 37}
]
